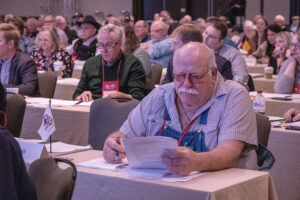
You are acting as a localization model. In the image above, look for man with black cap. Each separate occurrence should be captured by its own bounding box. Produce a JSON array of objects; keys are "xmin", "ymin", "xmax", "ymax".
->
[{"xmin": 67, "ymin": 15, "xmax": 101, "ymax": 61}]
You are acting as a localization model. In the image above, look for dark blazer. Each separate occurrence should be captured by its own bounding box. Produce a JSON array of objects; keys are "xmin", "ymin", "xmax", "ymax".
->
[
  {"xmin": 0, "ymin": 82, "xmax": 6, "ymax": 126},
  {"xmin": 161, "ymin": 54, "xmax": 233, "ymax": 85},
  {"xmin": 0, "ymin": 126, "xmax": 37, "ymax": 200},
  {"xmin": 3, "ymin": 51, "xmax": 38, "ymax": 96}
]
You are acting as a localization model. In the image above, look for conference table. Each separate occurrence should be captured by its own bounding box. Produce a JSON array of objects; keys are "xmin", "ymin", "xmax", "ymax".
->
[
  {"xmin": 267, "ymin": 127, "xmax": 300, "ymax": 200},
  {"xmin": 250, "ymin": 92, "xmax": 300, "ymax": 116},
  {"xmin": 53, "ymin": 78, "xmax": 79, "ymax": 100},
  {"xmin": 247, "ymin": 64, "xmax": 267, "ymax": 74},
  {"xmin": 20, "ymin": 98, "xmax": 91, "ymax": 146},
  {"xmin": 252, "ymin": 75, "xmax": 276, "ymax": 93},
  {"xmin": 57, "ymin": 150, "xmax": 278, "ymax": 200}
]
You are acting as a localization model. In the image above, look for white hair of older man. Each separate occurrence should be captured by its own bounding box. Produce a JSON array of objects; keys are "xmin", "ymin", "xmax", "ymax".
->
[
  {"xmin": 99, "ymin": 23, "xmax": 122, "ymax": 42},
  {"xmin": 55, "ymin": 15, "xmax": 66, "ymax": 24},
  {"xmin": 243, "ymin": 20, "xmax": 256, "ymax": 30}
]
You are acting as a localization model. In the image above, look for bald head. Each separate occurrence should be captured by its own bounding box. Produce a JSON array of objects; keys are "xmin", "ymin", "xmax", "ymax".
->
[
  {"xmin": 275, "ymin": 15, "xmax": 285, "ymax": 28},
  {"xmin": 173, "ymin": 42, "xmax": 217, "ymax": 108},
  {"xmin": 174, "ymin": 42, "xmax": 216, "ymax": 72},
  {"xmin": 150, "ymin": 20, "xmax": 169, "ymax": 42}
]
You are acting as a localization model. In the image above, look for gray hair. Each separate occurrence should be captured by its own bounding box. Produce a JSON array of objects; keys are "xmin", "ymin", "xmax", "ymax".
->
[
  {"xmin": 98, "ymin": 23, "xmax": 122, "ymax": 42},
  {"xmin": 153, "ymin": 20, "xmax": 169, "ymax": 31},
  {"xmin": 55, "ymin": 15, "xmax": 66, "ymax": 24}
]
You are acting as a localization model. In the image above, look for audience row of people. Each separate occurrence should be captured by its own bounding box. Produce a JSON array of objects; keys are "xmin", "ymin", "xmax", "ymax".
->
[{"xmin": 1, "ymin": 10, "xmax": 300, "ymax": 99}]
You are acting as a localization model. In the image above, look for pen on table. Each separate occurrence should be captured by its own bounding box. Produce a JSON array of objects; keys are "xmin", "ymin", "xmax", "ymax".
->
[
  {"xmin": 115, "ymin": 136, "xmax": 120, "ymax": 161},
  {"xmin": 74, "ymin": 101, "xmax": 82, "ymax": 105}
]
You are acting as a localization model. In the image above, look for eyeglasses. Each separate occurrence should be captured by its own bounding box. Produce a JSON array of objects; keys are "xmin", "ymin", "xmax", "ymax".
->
[
  {"xmin": 173, "ymin": 69, "xmax": 211, "ymax": 84},
  {"xmin": 97, "ymin": 40, "xmax": 120, "ymax": 51},
  {"xmin": 290, "ymin": 42, "xmax": 300, "ymax": 50}
]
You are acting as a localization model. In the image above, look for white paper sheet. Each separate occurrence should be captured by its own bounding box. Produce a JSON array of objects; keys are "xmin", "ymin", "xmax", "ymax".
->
[
  {"xmin": 76, "ymin": 157, "xmax": 128, "ymax": 171},
  {"xmin": 268, "ymin": 116, "xmax": 284, "ymax": 122},
  {"xmin": 77, "ymin": 157, "xmax": 202, "ymax": 182},
  {"xmin": 57, "ymin": 78, "xmax": 80, "ymax": 85},
  {"xmin": 75, "ymin": 101, "xmax": 93, "ymax": 106},
  {"xmin": 45, "ymin": 142, "xmax": 91, "ymax": 153},
  {"xmin": 284, "ymin": 121, "xmax": 300, "ymax": 127},
  {"xmin": 25, "ymin": 97, "xmax": 78, "ymax": 106},
  {"xmin": 123, "ymin": 136, "xmax": 177, "ymax": 169}
]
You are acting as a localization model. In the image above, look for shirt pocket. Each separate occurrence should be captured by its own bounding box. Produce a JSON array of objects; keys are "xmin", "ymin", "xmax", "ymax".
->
[
  {"xmin": 147, "ymin": 113, "xmax": 170, "ymax": 136},
  {"xmin": 201, "ymin": 122, "xmax": 219, "ymax": 151}
]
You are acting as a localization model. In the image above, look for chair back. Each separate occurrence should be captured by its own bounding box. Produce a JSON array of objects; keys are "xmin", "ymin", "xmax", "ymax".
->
[
  {"xmin": 247, "ymin": 74, "xmax": 255, "ymax": 91},
  {"xmin": 149, "ymin": 63, "xmax": 162, "ymax": 85},
  {"xmin": 29, "ymin": 157, "xmax": 77, "ymax": 200},
  {"xmin": 255, "ymin": 113, "xmax": 275, "ymax": 170},
  {"xmin": 6, "ymin": 94, "xmax": 26, "ymax": 137},
  {"xmin": 88, "ymin": 98, "xmax": 139, "ymax": 150},
  {"xmin": 38, "ymin": 71, "xmax": 57, "ymax": 98},
  {"xmin": 256, "ymin": 113, "xmax": 271, "ymax": 147}
]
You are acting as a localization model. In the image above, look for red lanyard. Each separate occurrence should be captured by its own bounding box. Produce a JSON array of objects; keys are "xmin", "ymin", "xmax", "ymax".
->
[
  {"xmin": 101, "ymin": 58, "xmax": 122, "ymax": 82},
  {"xmin": 158, "ymin": 112, "xmax": 199, "ymax": 146}
]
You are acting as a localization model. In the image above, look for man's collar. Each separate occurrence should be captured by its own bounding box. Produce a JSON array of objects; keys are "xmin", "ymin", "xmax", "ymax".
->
[
  {"xmin": 0, "ymin": 53, "xmax": 15, "ymax": 64},
  {"xmin": 104, "ymin": 52, "xmax": 122, "ymax": 67}
]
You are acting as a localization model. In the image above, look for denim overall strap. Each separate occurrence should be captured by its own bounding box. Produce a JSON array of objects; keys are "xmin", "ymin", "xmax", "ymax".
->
[{"xmin": 155, "ymin": 107, "xmax": 210, "ymax": 153}]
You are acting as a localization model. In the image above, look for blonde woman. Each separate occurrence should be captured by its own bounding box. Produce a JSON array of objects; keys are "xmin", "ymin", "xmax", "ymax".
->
[
  {"xmin": 31, "ymin": 26, "xmax": 73, "ymax": 78},
  {"xmin": 273, "ymin": 31, "xmax": 292, "ymax": 73},
  {"xmin": 274, "ymin": 31, "xmax": 300, "ymax": 93}
]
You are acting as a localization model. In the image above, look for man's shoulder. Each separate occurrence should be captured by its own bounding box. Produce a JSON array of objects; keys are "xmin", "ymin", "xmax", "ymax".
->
[
  {"xmin": 0, "ymin": 127, "xmax": 17, "ymax": 151},
  {"xmin": 218, "ymin": 78, "xmax": 248, "ymax": 97},
  {"xmin": 82, "ymin": 55, "xmax": 102, "ymax": 71},
  {"xmin": 14, "ymin": 52, "xmax": 34, "ymax": 64},
  {"xmin": 221, "ymin": 44, "xmax": 239, "ymax": 54}
]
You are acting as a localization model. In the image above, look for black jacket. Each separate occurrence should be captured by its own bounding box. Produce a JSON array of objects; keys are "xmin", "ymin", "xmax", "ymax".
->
[{"xmin": 0, "ymin": 126, "xmax": 37, "ymax": 200}]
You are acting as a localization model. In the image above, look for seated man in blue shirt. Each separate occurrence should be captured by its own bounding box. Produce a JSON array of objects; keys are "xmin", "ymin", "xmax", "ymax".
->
[
  {"xmin": 140, "ymin": 20, "xmax": 173, "ymax": 68},
  {"xmin": 103, "ymin": 42, "xmax": 257, "ymax": 175}
]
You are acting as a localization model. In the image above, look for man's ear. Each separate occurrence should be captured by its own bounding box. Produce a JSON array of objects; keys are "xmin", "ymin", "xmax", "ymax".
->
[
  {"xmin": 211, "ymin": 67, "xmax": 218, "ymax": 80},
  {"xmin": 7, "ymin": 40, "xmax": 15, "ymax": 49}
]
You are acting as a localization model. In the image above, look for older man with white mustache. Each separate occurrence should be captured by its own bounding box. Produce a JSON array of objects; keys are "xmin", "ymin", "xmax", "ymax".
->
[{"xmin": 103, "ymin": 42, "xmax": 258, "ymax": 175}]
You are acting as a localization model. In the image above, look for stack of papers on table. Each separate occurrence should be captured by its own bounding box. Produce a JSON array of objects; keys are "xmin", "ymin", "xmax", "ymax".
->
[
  {"xmin": 77, "ymin": 157, "xmax": 202, "ymax": 182},
  {"xmin": 77, "ymin": 136, "xmax": 203, "ymax": 182}
]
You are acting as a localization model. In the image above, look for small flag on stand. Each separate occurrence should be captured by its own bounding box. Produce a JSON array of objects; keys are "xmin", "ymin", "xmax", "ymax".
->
[
  {"xmin": 242, "ymin": 40, "xmax": 251, "ymax": 52},
  {"xmin": 38, "ymin": 104, "xmax": 55, "ymax": 142}
]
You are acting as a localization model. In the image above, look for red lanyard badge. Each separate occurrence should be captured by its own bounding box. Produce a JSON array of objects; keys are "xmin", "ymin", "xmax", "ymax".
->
[{"xmin": 101, "ymin": 58, "xmax": 122, "ymax": 96}]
